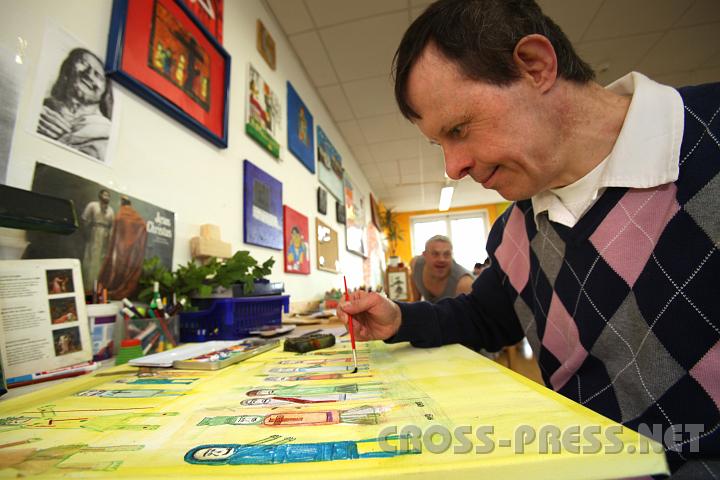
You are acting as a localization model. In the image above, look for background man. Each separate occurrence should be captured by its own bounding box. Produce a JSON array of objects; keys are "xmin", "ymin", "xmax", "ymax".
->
[
  {"xmin": 37, "ymin": 48, "xmax": 113, "ymax": 161},
  {"xmin": 339, "ymin": 0, "xmax": 719, "ymax": 475},
  {"xmin": 409, "ymin": 235, "xmax": 473, "ymax": 302}
]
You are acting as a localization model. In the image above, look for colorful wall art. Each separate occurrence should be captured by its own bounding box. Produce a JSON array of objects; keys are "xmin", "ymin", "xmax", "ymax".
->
[
  {"xmin": 283, "ymin": 205, "xmax": 310, "ymax": 274},
  {"xmin": 246, "ymin": 64, "xmax": 280, "ymax": 157},
  {"xmin": 287, "ymin": 82, "xmax": 314, "ymax": 173},
  {"xmin": 316, "ymin": 126, "xmax": 343, "ymax": 201},
  {"xmin": 243, "ymin": 159, "xmax": 283, "ymax": 250}
]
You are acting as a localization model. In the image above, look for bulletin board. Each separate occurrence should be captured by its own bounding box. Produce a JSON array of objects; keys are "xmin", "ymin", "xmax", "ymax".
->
[
  {"xmin": 316, "ymin": 218, "xmax": 339, "ymax": 274},
  {"xmin": 0, "ymin": 342, "xmax": 668, "ymax": 479}
]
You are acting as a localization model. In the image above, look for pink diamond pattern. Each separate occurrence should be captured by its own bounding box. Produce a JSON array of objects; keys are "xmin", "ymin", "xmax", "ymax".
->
[
  {"xmin": 690, "ymin": 339, "xmax": 720, "ymax": 409},
  {"xmin": 544, "ymin": 292, "xmax": 588, "ymax": 390},
  {"xmin": 590, "ymin": 184, "xmax": 680, "ymax": 287},
  {"xmin": 494, "ymin": 206, "xmax": 530, "ymax": 294}
]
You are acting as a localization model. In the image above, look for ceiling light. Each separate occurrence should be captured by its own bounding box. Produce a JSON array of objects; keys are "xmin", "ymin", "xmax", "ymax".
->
[{"xmin": 438, "ymin": 185, "xmax": 454, "ymax": 211}]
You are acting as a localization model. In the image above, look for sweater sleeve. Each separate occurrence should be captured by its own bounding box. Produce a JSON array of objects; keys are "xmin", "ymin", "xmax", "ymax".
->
[{"xmin": 386, "ymin": 264, "xmax": 525, "ymax": 352}]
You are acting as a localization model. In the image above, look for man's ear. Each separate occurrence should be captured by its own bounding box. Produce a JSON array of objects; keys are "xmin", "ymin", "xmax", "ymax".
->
[{"xmin": 513, "ymin": 34, "xmax": 558, "ymax": 93}]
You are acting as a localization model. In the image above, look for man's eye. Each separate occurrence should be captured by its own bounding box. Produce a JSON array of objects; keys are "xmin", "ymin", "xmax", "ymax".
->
[{"xmin": 449, "ymin": 125, "xmax": 464, "ymax": 138}]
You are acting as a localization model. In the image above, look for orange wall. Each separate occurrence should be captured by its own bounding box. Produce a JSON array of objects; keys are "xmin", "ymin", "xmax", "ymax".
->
[{"xmin": 392, "ymin": 202, "xmax": 511, "ymax": 265}]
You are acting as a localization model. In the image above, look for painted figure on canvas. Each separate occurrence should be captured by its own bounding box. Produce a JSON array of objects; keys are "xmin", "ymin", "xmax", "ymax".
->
[
  {"xmin": 298, "ymin": 107, "xmax": 309, "ymax": 146},
  {"xmin": 149, "ymin": 1, "xmax": 210, "ymax": 110},
  {"xmin": 81, "ymin": 189, "xmax": 114, "ymax": 290},
  {"xmin": 198, "ymin": 405, "xmax": 386, "ymax": 427},
  {"xmin": 246, "ymin": 383, "xmax": 385, "ymax": 398},
  {"xmin": 36, "ymin": 48, "xmax": 113, "ymax": 161},
  {"xmin": 286, "ymin": 227, "xmax": 307, "ymax": 270},
  {"xmin": 97, "ymin": 196, "xmax": 148, "ymax": 299},
  {"xmin": 0, "ymin": 442, "xmax": 142, "ymax": 475},
  {"xmin": 0, "ymin": 411, "xmax": 177, "ymax": 432},
  {"xmin": 185, "ymin": 435, "xmax": 419, "ymax": 465}
]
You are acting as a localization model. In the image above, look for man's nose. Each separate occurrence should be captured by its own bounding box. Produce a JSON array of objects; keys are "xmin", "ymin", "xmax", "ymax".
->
[{"xmin": 442, "ymin": 145, "xmax": 472, "ymax": 180}]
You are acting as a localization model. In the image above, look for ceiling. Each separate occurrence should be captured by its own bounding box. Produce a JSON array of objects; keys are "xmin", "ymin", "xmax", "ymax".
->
[{"xmin": 264, "ymin": 0, "xmax": 720, "ymax": 212}]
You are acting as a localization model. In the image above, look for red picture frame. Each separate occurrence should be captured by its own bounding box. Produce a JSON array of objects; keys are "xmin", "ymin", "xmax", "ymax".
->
[
  {"xmin": 283, "ymin": 206, "xmax": 310, "ymax": 275},
  {"xmin": 106, "ymin": 0, "xmax": 230, "ymax": 147}
]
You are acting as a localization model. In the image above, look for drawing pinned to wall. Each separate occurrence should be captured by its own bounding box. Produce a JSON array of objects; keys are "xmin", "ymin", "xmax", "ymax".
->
[
  {"xmin": 287, "ymin": 82, "xmax": 314, "ymax": 173},
  {"xmin": 317, "ymin": 126, "xmax": 344, "ymax": 201},
  {"xmin": 246, "ymin": 64, "xmax": 280, "ymax": 157},
  {"xmin": 243, "ymin": 160, "xmax": 283, "ymax": 250},
  {"xmin": 28, "ymin": 26, "xmax": 119, "ymax": 165},
  {"xmin": 180, "ymin": 0, "xmax": 224, "ymax": 43},
  {"xmin": 0, "ymin": 43, "xmax": 26, "ymax": 184},
  {"xmin": 344, "ymin": 175, "xmax": 367, "ymax": 257},
  {"xmin": 256, "ymin": 19, "xmax": 276, "ymax": 70},
  {"xmin": 364, "ymin": 223, "xmax": 386, "ymax": 291},
  {"xmin": 106, "ymin": 0, "xmax": 230, "ymax": 148},
  {"xmin": 316, "ymin": 218, "xmax": 339, "ymax": 273},
  {"xmin": 283, "ymin": 206, "xmax": 310, "ymax": 275},
  {"xmin": 317, "ymin": 187, "xmax": 327, "ymax": 215},
  {"xmin": 24, "ymin": 163, "xmax": 175, "ymax": 297}
]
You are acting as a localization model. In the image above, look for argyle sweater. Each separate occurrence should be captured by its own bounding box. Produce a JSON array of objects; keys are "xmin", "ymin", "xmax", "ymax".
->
[{"xmin": 391, "ymin": 82, "xmax": 720, "ymax": 477}]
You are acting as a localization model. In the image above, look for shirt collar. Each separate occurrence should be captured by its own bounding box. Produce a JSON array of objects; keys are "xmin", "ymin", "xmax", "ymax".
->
[{"xmin": 531, "ymin": 72, "xmax": 684, "ymax": 227}]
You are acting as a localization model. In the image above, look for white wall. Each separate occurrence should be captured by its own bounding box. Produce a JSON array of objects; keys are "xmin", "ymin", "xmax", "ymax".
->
[{"xmin": 1, "ymin": 0, "xmax": 374, "ymax": 300}]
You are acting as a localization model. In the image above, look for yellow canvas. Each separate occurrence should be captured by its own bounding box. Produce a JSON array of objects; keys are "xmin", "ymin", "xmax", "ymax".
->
[{"xmin": 0, "ymin": 341, "xmax": 668, "ymax": 478}]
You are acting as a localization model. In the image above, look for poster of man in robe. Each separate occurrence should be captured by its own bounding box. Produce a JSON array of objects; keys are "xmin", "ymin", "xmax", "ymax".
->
[{"xmin": 23, "ymin": 163, "xmax": 174, "ymax": 299}]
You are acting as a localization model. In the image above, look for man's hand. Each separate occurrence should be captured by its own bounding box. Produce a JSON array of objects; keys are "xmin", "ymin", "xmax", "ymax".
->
[
  {"xmin": 337, "ymin": 291, "xmax": 402, "ymax": 341},
  {"xmin": 37, "ymin": 105, "xmax": 72, "ymax": 139}
]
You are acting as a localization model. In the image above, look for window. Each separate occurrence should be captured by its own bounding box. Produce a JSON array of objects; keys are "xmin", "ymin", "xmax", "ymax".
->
[{"xmin": 410, "ymin": 210, "xmax": 490, "ymax": 271}]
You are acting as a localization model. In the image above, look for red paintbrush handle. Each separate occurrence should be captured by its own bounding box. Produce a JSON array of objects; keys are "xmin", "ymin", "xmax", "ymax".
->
[{"xmin": 343, "ymin": 276, "xmax": 357, "ymax": 349}]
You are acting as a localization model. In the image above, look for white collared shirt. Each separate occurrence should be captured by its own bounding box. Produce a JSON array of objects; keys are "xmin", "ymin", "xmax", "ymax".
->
[{"xmin": 531, "ymin": 72, "xmax": 685, "ymax": 227}]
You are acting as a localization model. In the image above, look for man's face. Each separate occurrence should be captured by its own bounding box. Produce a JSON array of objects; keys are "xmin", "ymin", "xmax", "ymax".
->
[
  {"xmin": 69, "ymin": 52, "xmax": 106, "ymax": 105},
  {"xmin": 423, "ymin": 241, "xmax": 452, "ymax": 276},
  {"xmin": 99, "ymin": 191, "xmax": 110, "ymax": 204},
  {"xmin": 405, "ymin": 44, "xmax": 565, "ymax": 201}
]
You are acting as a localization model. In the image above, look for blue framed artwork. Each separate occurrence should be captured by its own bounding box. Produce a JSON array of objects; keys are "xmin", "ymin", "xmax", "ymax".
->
[
  {"xmin": 317, "ymin": 126, "xmax": 344, "ymax": 201},
  {"xmin": 105, "ymin": 0, "xmax": 230, "ymax": 148},
  {"xmin": 287, "ymin": 82, "xmax": 314, "ymax": 173},
  {"xmin": 243, "ymin": 160, "xmax": 283, "ymax": 250}
]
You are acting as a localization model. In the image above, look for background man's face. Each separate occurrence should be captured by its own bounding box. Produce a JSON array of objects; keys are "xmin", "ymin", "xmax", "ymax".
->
[
  {"xmin": 99, "ymin": 190, "xmax": 110, "ymax": 204},
  {"xmin": 69, "ymin": 52, "xmax": 106, "ymax": 105},
  {"xmin": 423, "ymin": 241, "xmax": 452, "ymax": 276}
]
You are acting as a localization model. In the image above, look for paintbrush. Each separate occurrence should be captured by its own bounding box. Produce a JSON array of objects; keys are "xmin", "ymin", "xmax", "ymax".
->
[{"xmin": 343, "ymin": 276, "xmax": 358, "ymax": 374}]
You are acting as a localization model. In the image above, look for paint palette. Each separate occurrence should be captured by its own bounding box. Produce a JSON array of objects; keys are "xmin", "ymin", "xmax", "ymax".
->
[{"xmin": 129, "ymin": 339, "xmax": 279, "ymax": 370}]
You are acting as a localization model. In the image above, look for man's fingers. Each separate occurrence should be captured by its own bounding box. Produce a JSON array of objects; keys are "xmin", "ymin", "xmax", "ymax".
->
[{"xmin": 339, "ymin": 292, "xmax": 375, "ymax": 315}]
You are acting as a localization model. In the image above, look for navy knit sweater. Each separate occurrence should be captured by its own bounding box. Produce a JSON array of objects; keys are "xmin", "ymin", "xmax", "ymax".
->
[{"xmin": 392, "ymin": 82, "xmax": 720, "ymax": 477}]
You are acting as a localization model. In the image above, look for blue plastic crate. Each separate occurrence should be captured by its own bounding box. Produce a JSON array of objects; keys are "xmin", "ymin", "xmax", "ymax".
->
[{"xmin": 179, "ymin": 295, "xmax": 289, "ymax": 342}]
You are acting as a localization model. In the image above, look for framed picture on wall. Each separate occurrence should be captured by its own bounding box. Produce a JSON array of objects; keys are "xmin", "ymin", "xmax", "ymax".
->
[
  {"xmin": 287, "ymin": 82, "xmax": 314, "ymax": 173},
  {"xmin": 246, "ymin": 63, "xmax": 281, "ymax": 157},
  {"xmin": 336, "ymin": 200, "xmax": 345, "ymax": 225},
  {"xmin": 370, "ymin": 193, "xmax": 382, "ymax": 230},
  {"xmin": 343, "ymin": 174, "xmax": 367, "ymax": 258},
  {"xmin": 106, "ymin": 0, "xmax": 230, "ymax": 148},
  {"xmin": 243, "ymin": 160, "xmax": 283, "ymax": 250},
  {"xmin": 283, "ymin": 206, "xmax": 310, "ymax": 274},
  {"xmin": 387, "ymin": 269, "xmax": 410, "ymax": 301},
  {"xmin": 317, "ymin": 126, "xmax": 344, "ymax": 201},
  {"xmin": 256, "ymin": 19, "xmax": 276, "ymax": 70},
  {"xmin": 180, "ymin": 0, "xmax": 223, "ymax": 43},
  {"xmin": 316, "ymin": 218, "xmax": 339, "ymax": 273},
  {"xmin": 317, "ymin": 187, "xmax": 327, "ymax": 215}
]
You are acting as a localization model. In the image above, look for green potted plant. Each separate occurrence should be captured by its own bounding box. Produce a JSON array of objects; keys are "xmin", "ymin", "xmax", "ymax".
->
[
  {"xmin": 138, "ymin": 251, "xmax": 275, "ymax": 309},
  {"xmin": 380, "ymin": 207, "xmax": 403, "ymax": 266}
]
